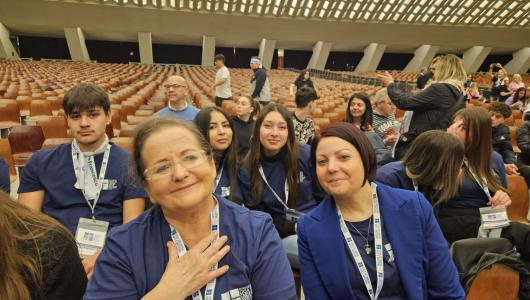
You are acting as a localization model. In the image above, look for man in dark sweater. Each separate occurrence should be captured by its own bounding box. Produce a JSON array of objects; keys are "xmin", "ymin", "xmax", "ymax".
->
[{"xmin": 490, "ymin": 102, "xmax": 519, "ymax": 175}]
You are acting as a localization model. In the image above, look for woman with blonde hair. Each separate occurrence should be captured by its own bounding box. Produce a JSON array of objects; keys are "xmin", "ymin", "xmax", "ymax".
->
[
  {"xmin": 377, "ymin": 54, "xmax": 466, "ymax": 159},
  {"xmin": 0, "ymin": 191, "xmax": 86, "ymax": 300},
  {"xmin": 466, "ymin": 82, "xmax": 482, "ymax": 101},
  {"xmin": 509, "ymin": 73, "xmax": 526, "ymax": 94}
]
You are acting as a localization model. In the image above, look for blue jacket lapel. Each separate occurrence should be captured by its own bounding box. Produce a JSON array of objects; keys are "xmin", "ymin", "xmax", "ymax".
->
[
  {"xmin": 377, "ymin": 184, "xmax": 425, "ymax": 299},
  {"xmin": 306, "ymin": 197, "xmax": 357, "ymax": 300}
]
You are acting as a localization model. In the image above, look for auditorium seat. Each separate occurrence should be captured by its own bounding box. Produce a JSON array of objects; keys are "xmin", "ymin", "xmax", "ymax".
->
[
  {"xmin": 466, "ymin": 264, "xmax": 519, "ymax": 300},
  {"xmin": 451, "ymin": 238, "xmax": 519, "ymax": 300},
  {"xmin": 0, "ymin": 102, "xmax": 21, "ymax": 133},
  {"xmin": 8, "ymin": 125, "xmax": 45, "ymax": 167},
  {"xmin": 111, "ymin": 137, "xmax": 132, "ymax": 152},
  {"xmin": 119, "ymin": 124, "xmax": 136, "ymax": 137},
  {"xmin": 506, "ymin": 175, "xmax": 529, "ymax": 222},
  {"xmin": 0, "ymin": 138, "xmax": 18, "ymax": 183}
]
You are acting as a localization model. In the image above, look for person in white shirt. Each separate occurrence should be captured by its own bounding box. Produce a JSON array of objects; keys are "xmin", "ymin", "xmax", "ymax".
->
[{"xmin": 212, "ymin": 54, "xmax": 232, "ymax": 107}]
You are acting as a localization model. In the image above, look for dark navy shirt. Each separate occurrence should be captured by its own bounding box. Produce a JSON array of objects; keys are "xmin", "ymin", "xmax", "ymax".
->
[
  {"xmin": 236, "ymin": 143, "xmax": 317, "ymax": 216},
  {"xmin": 214, "ymin": 159, "xmax": 232, "ymax": 198},
  {"xmin": 18, "ymin": 143, "xmax": 148, "ymax": 234},
  {"xmin": 345, "ymin": 218, "xmax": 406, "ymax": 300},
  {"xmin": 376, "ymin": 151, "xmax": 507, "ymax": 209},
  {"xmin": 84, "ymin": 197, "xmax": 297, "ymax": 300},
  {"xmin": 0, "ymin": 157, "xmax": 10, "ymax": 193}
]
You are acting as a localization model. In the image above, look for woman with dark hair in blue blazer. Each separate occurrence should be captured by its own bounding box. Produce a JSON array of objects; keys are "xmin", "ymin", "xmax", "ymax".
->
[{"xmin": 297, "ymin": 122, "xmax": 464, "ymax": 300}]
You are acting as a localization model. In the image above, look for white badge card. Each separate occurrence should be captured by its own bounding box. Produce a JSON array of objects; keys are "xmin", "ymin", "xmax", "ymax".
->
[
  {"xmin": 221, "ymin": 187, "xmax": 230, "ymax": 197},
  {"xmin": 75, "ymin": 217, "xmax": 110, "ymax": 257},
  {"xmin": 285, "ymin": 208, "xmax": 304, "ymax": 222},
  {"xmin": 479, "ymin": 205, "xmax": 510, "ymax": 230}
]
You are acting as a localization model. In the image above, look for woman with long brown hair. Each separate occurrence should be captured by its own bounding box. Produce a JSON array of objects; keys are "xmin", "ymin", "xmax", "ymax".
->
[
  {"xmin": 377, "ymin": 130, "xmax": 466, "ymax": 208},
  {"xmin": 344, "ymin": 92, "xmax": 393, "ymax": 166},
  {"xmin": 0, "ymin": 192, "xmax": 86, "ymax": 300},
  {"xmin": 442, "ymin": 107, "xmax": 511, "ymax": 241},
  {"xmin": 236, "ymin": 103, "xmax": 317, "ymax": 268}
]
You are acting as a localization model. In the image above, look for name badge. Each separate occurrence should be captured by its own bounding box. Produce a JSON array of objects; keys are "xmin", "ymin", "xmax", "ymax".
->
[
  {"xmin": 75, "ymin": 217, "xmax": 109, "ymax": 257},
  {"xmin": 285, "ymin": 208, "xmax": 304, "ymax": 222},
  {"xmin": 221, "ymin": 187, "xmax": 230, "ymax": 197},
  {"xmin": 479, "ymin": 205, "xmax": 510, "ymax": 230}
]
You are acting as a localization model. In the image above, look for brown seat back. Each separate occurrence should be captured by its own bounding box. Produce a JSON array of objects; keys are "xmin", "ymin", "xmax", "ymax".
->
[
  {"xmin": 0, "ymin": 139, "xmax": 17, "ymax": 177},
  {"xmin": 37, "ymin": 115, "xmax": 68, "ymax": 138},
  {"xmin": 8, "ymin": 125, "xmax": 45, "ymax": 155},
  {"xmin": 30, "ymin": 100, "xmax": 53, "ymax": 116},
  {"xmin": 466, "ymin": 264, "xmax": 519, "ymax": 300},
  {"xmin": 507, "ymin": 175, "xmax": 529, "ymax": 222}
]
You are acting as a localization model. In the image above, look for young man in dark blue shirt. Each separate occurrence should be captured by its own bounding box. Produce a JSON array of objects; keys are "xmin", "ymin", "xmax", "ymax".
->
[{"xmin": 18, "ymin": 83, "xmax": 147, "ymax": 278}]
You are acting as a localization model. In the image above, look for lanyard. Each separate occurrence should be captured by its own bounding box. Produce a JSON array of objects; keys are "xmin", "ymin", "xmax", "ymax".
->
[
  {"xmin": 170, "ymin": 203, "xmax": 220, "ymax": 300},
  {"xmin": 258, "ymin": 165, "xmax": 289, "ymax": 209},
  {"xmin": 337, "ymin": 182, "xmax": 384, "ymax": 300},
  {"xmin": 463, "ymin": 159, "xmax": 492, "ymax": 201},
  {"xmin": 71, "ymin": 142, "xmax": 112, "ymax": 219},
  {"xmin": 213, "ymin": 164, "xmax": 224, "ymax": 193}
]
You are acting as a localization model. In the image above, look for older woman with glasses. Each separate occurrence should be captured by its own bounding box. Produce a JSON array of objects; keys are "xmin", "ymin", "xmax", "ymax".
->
[{"xmin": 84, "ymin": 118, "xmax": 297, "ymax": 300}]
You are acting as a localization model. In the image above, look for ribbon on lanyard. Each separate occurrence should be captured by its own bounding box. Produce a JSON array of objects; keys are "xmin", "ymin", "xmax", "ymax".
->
[
  {"xmin": 213, "ymin": 164, "xmax": 224, "ymax": 193},
  {"xmin": 337, "ymin": 182, "xmax": 384, "ymax": 300},
  {"xmin": 170, "ymin": 203, "xmax": 220, "ymax": 300},
  {"xmin": 258, "ymin": 165, "xmax": 289, "ymax": 209},
  {"xmin": 463, "ymin": 159, "xmax": 492, "ymax": 201},
  {"xmin": 71, "ymin": 142, "xmax": 112, "ymax": 220}
]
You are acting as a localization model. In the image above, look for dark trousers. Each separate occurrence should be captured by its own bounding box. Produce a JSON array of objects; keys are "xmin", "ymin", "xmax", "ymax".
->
[{"xmin": 215, "ymin": 96, "xmax": 232, "ymax": 107}]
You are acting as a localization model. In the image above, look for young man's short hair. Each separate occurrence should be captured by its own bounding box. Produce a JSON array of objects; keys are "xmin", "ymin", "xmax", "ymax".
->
[
  {"xmin": 63, "ymin": 83, "xmax": 110, "ymax": 115},
  {"xmin": 491, "ymin": 102, "xmax": 512, "ymax": 119},
  {"xmin": 295, "ymin": 87, "xmax": 318, "ymax": 108},
  {"xmin": 214, "ymin": 54, "xmax": 225, "ymax": 63}
]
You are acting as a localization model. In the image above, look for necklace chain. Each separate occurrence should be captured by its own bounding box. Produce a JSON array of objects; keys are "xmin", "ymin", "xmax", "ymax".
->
[{"xmin": 348, "ymin": 217, "xmax": 372, "ymax": 254}]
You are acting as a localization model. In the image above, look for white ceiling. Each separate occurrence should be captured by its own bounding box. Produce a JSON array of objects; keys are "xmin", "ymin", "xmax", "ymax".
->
[
  {"xmin": 89, "ymin": 0, "xmax": 530, "ymax": 28},
  {"xmin": 0, "ymin": 0, "xmax": 528, "ymax": 54}
]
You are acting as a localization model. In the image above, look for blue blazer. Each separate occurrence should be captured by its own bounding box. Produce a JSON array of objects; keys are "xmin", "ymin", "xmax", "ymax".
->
[{"xmin": 297, "ymin": 183, "xmax": 465, "ymax": 300}]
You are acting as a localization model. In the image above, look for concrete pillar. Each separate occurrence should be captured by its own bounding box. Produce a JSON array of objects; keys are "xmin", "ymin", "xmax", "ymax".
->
[
  {"xmin": 356, "ymin": 43, "xmax": 386, "ymax": 72},
  {"xmin": 277, "ymin": 49, "xmax": 285, "ymax": 69},
  {"xmin": 138, "ymin": 32, "xmax": 153, "ymax": 65},
  {"xmin": 258, "ymin": 38, "xmax": 276, "ymax": 70},
  {"xmin": 463, "ymin": 46, "xmax": 492, "ymax": 74},
  {"xmin": 307, "ymin": 41, "xmax": 332, "ymax": 70},
  {"xmin": 403, "ymin": 45, "xmax": 440, "ymax": 73},
  {"xmin": 201, "ymin": 36, "xmax": 215, "ymax": 67},
  {"xmin": 504, "ymin": 48, "xmax": 530, "ymax": 75},
  {"xmin": 64, "ymin": 27, "xmax": 90, "ymax": 62},
  {"xmin": 0, "ymin": 23, "xmax": 19, "ymax": 59}
]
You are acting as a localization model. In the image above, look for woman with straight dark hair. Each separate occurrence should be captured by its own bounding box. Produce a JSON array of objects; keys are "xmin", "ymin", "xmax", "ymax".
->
[
  {"xmin": 236, "ymin": 103, "xmax": 317, "ymax": 234},
  {"xmin": 290, "ymin": 69, "xmax": 318, "ymax": 97},
  {"xmin": 0, "ymin": 191, "xmax": 86, "ymax": 300},
  {"xmin": 236, "ymin": 103, "xmax": 317, "ymax": 268},
  {"xmin": 377, "ymin": 54, "xmax": 467, "ymax": 159},
  {"xmin": 194, "ymin": 106, "xmax": 238, "ymax": 198},
  {"xmin": 298, "ymin": 122, "xmax": 463, "ymax": 299},
  {"xmin": 344, "ymin": 92, "xmax": 392, "ymax": 165}
]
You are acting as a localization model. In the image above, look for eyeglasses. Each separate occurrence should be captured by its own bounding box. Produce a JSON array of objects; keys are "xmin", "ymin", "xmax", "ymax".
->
[
  {"xmin": 163, "ymin": 84, "xmax": 187, "ymax": 90},
  {"xmin": 143, "ymin": 150, "xmax": 209, "ymax": 180}
]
